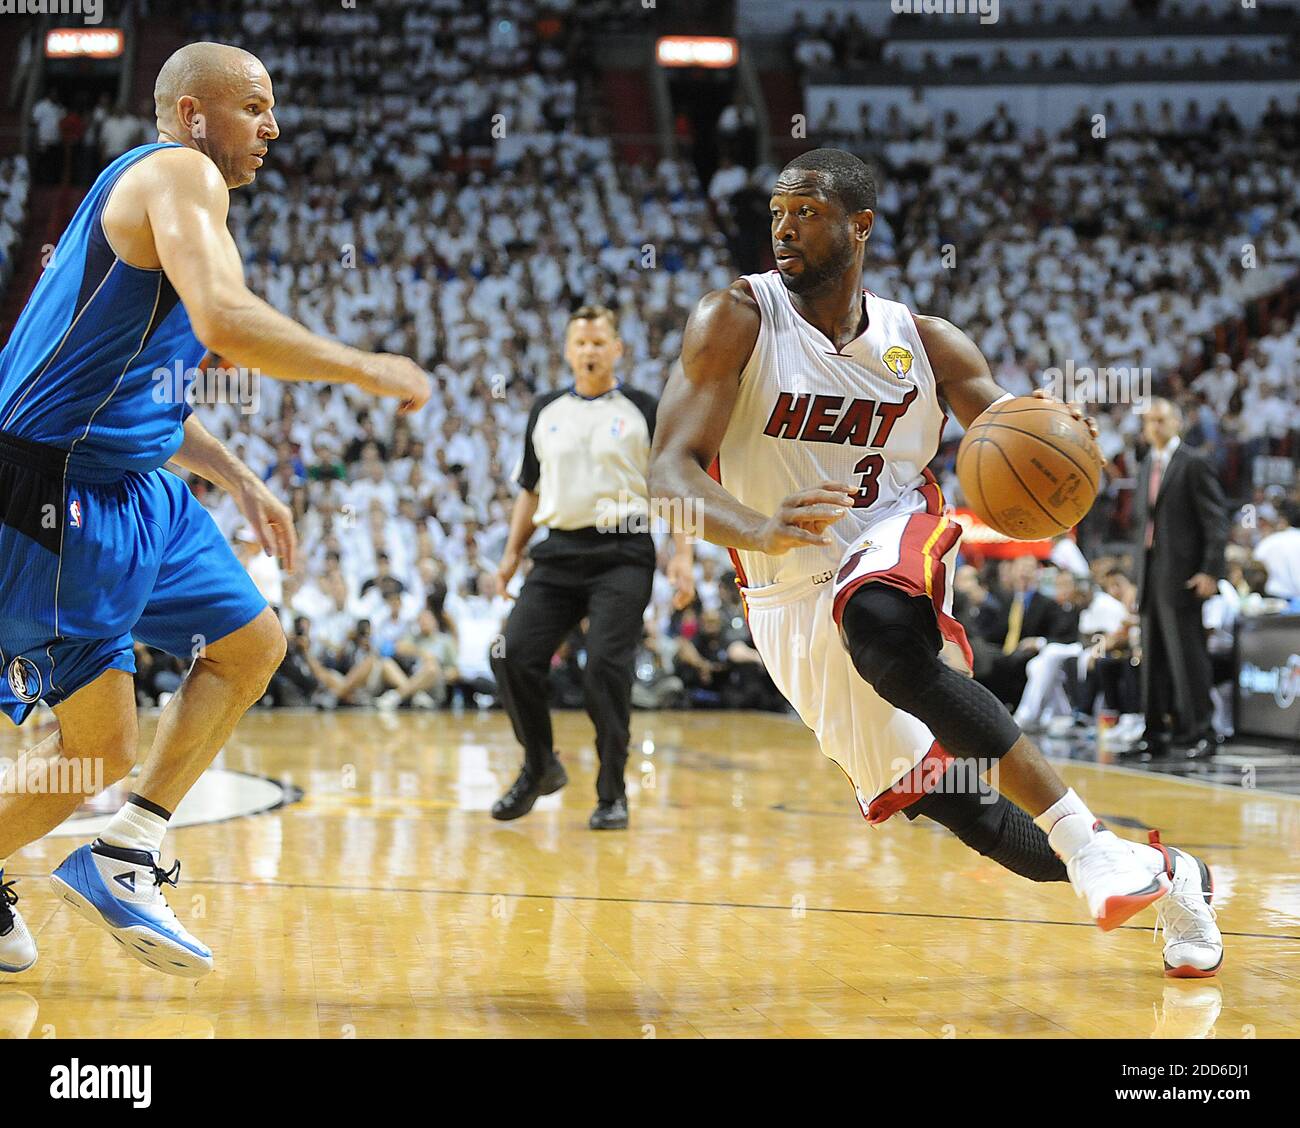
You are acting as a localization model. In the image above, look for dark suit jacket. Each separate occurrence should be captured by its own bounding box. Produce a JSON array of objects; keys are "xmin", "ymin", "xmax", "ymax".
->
[
  {"xmin": 1134, "ymin": 442, "xmax": 1229, "ymax": 610},
  {"xmin": 981, "ymin": 590, "xmax": 1075, "ymax": 647}
]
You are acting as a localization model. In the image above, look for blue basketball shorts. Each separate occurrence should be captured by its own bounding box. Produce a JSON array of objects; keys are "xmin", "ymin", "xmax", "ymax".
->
[{"xmin": 0, "ymin": 432, "xmax": 268, "ymax": 724}]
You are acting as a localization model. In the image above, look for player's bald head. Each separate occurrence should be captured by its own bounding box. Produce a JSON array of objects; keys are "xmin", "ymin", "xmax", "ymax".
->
[
  {"xmin": 153, "ymin": 42, "xmax": 278, "ymax": 188},
  {"xmin": 154, "ymin": 41, "xmax": 267, "ymax": 129}
]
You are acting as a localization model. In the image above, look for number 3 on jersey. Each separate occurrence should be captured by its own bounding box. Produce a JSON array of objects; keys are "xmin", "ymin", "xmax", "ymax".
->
[{"xmin": 852, "ymin": 453, "xmax": 884, "ymax": 508}]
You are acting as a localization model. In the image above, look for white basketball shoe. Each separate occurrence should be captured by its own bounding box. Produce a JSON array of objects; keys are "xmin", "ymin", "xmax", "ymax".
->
[
  {"xmin": 1066, "ymin": 824, "xmax": 1171, "ymax": 930},
  {"xmin": 1144, "ymin": 831, "xmax": 1223, "ymax": 978},
  {"xmin": 50, "ymin": 841, "xmax": 213, "ymax": 978},
  {"xmin": 0, "ymin": 873, "xmax": 37, "ymax": 973}
]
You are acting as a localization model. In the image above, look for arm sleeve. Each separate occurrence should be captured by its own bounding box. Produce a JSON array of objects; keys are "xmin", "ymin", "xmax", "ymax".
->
[
  {"xmin": 514, "ymin": 399, "xmax": 543, "ymax": 492},
  {"xmin": 624, "ymin": 387, "xmax": 659, "ymax": 442}
]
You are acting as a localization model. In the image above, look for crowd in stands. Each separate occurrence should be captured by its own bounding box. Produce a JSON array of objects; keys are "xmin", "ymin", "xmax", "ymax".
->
[
  {"xmin": 787, "ymin": 0, "xmax": 1296, "ymax": 78},
  {"xmin": 30, "ymin": 90, "xmax": 157, "ymax": 186},
  {"xmin": 122, "ymin": 0, "xmax": 752, "ymax": 714},
  {"xmin": 0, "ymin": 156, "xmax": 29, "ymax": 294}
]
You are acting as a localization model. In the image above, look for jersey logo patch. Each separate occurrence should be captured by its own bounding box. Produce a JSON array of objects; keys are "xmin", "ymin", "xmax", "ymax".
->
[
  {"xmin": 883, "ymin": 345, "xmax": 913, "ymax": 378},
  {"xmin": 69, "ymin": 500, "xmax": 82, "ymax": 529},
  {"xmin": 610, "ymin": 416, "xmax": 627, "ymax": 438},
  {"xmin": 6, "ymin": 657, "xmax": 42, "ymax": 704}
]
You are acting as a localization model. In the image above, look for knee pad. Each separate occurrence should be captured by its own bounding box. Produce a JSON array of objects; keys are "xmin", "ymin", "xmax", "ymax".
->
[
  {"xmin": 842, "ymin": 583, "xmax": 1022, "ymax": 761},
  {"xmin": 840, "ymin": 584, "xmax": 942, "ymax": 708},
  {"xmin": 849, "ymin": 624, "xmax": 937, "ymax": 709}
]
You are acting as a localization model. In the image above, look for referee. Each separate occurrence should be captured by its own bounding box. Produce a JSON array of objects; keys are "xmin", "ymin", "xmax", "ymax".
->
[{"xmin": 491, "ymin": 305, "xmax": 694, "ymax": 829}]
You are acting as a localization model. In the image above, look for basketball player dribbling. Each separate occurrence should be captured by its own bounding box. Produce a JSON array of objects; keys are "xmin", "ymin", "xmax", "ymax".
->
[
  {"xmin": 0, "ymin": 43, "xmax": 429, "ymax": 976},
  {"xmin": 649, "ymin": 149, "xmax": 1222, "ymax": 977}
]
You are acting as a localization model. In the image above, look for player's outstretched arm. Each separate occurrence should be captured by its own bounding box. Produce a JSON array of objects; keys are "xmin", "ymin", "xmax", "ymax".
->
[
  {"xmin": 648, "ymin": 284, "xmax": 853, "ymax": 555},
  {"xmin": 135, "ymin": 147, "xmax": 429, "ymax": 413}
]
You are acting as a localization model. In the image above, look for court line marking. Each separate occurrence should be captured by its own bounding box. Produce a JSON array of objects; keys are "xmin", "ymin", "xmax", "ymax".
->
[{"xmin": 23, "ymin": 873, "xmax": 1285, "ymax": 942}]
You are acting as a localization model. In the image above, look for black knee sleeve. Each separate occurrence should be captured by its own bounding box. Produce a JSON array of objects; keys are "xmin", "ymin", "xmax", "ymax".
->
[
  {"xmin": 910, "ymin": 783, "xmax": 1068, "ymax": 884},
  {"xmin": 841, "ymin": 584, "xmax": 1021, "ymax": 761}
]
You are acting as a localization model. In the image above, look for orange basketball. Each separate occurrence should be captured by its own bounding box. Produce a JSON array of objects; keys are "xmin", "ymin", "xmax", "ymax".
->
[{"xmin": 956, "ymin": 397, "xmax": 1104, "ymax": 541}]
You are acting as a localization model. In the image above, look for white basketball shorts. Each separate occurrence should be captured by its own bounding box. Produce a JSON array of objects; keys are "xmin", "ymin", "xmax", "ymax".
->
[{"xmin": 740, "ymin": 505, "xmax": 973, "ymax": 823}]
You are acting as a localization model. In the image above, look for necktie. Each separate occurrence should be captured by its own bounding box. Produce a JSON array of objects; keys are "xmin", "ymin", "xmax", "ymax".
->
[
  {"xmin": 1002, "ymin": 594, "xmax": 1024, "ymax": 654},
  {"xmin": 1145, "ymin": 452, "xmax": 1164, "ymax": 549}
]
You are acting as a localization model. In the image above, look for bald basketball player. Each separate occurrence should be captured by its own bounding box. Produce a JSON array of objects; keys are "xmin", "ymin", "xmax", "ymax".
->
[
  {"xmin": 0, "ymin": 43, "xmax": 429, "ymax": 977},
  {"xmin": 649, "ymin": 148, "xmax": 1222, "ymax": 978}
]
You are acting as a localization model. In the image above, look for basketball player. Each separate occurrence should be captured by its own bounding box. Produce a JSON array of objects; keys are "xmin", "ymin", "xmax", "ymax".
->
[
  {"xmin": 648, "ymin": 149, "xmax": 1221, "ymax": 977},
  {"xmin": 0, "ymin": 43, "xmax": 429, "ymax": 977}
]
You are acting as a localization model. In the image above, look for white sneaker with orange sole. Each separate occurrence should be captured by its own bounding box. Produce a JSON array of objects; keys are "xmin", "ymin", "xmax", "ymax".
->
[{"xmin": 1146, "ymin": 830, "xmax": 1223, "ymax": 978}]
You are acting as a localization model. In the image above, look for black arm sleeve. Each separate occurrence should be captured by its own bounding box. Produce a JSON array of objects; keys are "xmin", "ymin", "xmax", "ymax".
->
[
  {"xmin": 514, "ymin": 397, "xmax": 546, "ymax": 492},
  {"xmin": 621, "ymin": 386, "xmax": 659, "ymax": 442}
]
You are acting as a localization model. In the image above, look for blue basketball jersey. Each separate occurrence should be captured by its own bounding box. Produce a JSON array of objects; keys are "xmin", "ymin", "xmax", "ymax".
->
[{"xmin": 0, "ymin": 142, "xmax": 205, "ymax": 480}]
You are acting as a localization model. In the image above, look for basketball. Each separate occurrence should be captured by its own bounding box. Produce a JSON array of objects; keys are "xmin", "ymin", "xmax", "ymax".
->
[{"xmin": 956, "ymin": 396, "xmax": 1104, "ymax": 540}]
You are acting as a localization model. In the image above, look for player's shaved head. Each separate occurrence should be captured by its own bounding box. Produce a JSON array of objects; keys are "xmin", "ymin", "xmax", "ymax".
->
[
  {"xmin": 153, "ymin": 41, "xmax": 278, "ymax": 189},
  {"xmin": 154, "ymin": 42, "xmax": 265, "ymax": 129}
]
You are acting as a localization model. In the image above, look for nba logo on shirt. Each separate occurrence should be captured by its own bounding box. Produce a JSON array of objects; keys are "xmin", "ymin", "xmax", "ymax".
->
[
  {"xmin": 69, "ymin": 500, "xmax": 82, "ymax": 529},
  {"xmin": 610, "ymin": 416, "xmax": 627, "ymax": 438}
]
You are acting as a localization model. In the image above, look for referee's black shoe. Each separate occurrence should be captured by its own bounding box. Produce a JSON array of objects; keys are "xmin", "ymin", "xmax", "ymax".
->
[
  {"xmin": 589, "ymin": 797, "xmax": 628, "ymax": 830},
  {"xmin": 491, "ymin": 760, "xmax": 568, "ymax": 821}
]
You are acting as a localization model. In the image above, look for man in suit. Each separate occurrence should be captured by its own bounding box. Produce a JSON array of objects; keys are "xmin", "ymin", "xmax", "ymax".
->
[
  {"xmin": 1126, "ymin": 397, "xmax": 1229, "ymax": 759},
  {"xmin": 980, "ymin": 555, "xmax": 1076, "ymax": 707}
]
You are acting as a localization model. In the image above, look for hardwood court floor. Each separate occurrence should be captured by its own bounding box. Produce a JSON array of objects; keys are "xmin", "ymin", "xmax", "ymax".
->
[{"xmin": 1, "ymin": 708, "xmax": 1298, "ymax": 1039}]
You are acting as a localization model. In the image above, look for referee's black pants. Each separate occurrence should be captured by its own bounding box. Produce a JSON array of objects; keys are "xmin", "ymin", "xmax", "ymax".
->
[{"xmin": 492, "ymin": 529, "xmax": 654, "ymax": 803}]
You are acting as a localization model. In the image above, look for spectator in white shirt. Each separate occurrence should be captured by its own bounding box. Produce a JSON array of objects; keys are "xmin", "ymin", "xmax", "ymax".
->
[{"xmin": 1253, "ymin": 502, "xmax": 1300, "ymax": 600}]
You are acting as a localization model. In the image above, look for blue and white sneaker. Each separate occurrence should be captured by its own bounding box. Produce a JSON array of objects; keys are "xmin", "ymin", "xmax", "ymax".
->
[
  {"xmin": 0, "ymin": 872, "xmax": 37, "ymax": 973},
  {"xmin": 50, "ymin": 841, "xmax": 213, "ymax": 979}
]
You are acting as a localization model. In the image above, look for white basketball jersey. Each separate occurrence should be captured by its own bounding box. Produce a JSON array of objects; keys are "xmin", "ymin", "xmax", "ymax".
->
[{"xmin": 714, "ymin": 271, "xmax": 946, "ymax": 588}]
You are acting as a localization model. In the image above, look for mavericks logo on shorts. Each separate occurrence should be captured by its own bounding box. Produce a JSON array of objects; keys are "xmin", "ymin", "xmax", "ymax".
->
[{"xmin": 7, "ymin": 657, "xmax": 42, "ymax": 704}]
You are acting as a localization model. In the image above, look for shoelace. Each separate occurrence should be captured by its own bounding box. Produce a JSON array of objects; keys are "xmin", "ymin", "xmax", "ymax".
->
[
  {"xmin": 0, "ymin": 879, "xmax": 17, "ymax": 937},
  {"xmin": 152, "ymin": 859, "xmax": 181, "ymax": 889},
  {"xmin": 1154, "ymin": 887, "xmax": 1217, "ymax": 946}
]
